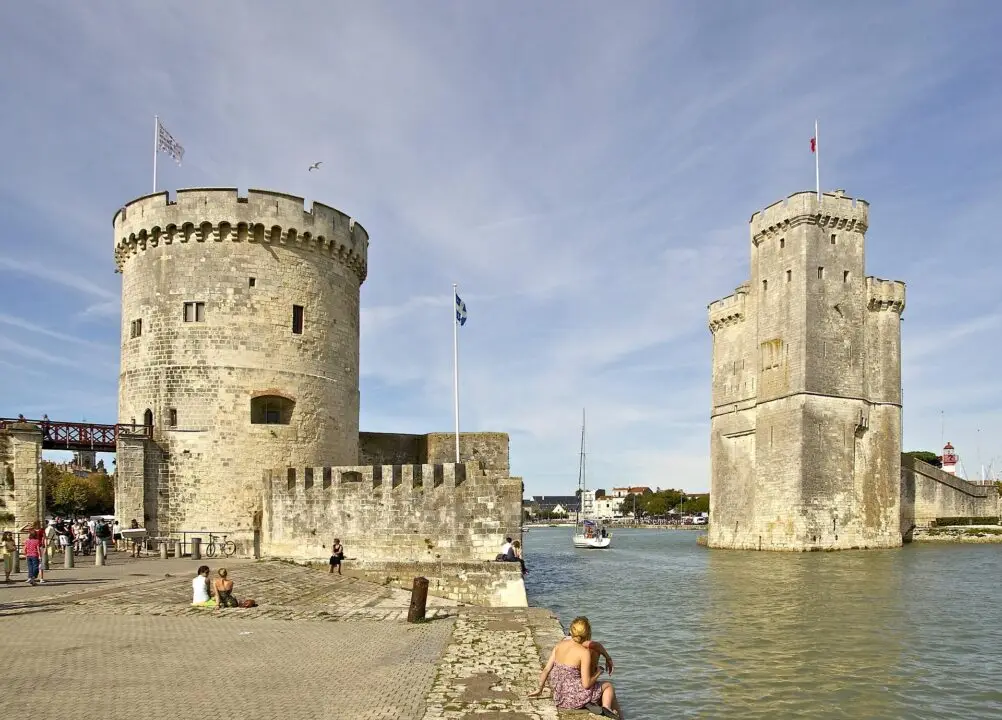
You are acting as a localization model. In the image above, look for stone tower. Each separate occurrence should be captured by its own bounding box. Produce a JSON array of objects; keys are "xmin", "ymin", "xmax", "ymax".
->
[
  {"xmin": 707, "ymin": 190, "xmax": 905, "ymax": 551},
  {"xmin": 113, "ymin": 189, "xmax": 368, "ymax": 542}
]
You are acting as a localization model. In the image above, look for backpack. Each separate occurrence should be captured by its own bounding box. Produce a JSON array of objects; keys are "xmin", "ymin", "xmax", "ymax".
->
[{"xmin": 97, "ymin": 523, "xmax": 111, "ymax": 539}]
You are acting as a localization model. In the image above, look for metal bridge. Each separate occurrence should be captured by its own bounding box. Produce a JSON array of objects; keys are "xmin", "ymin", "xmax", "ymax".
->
[{"xmin": 0, "ymin": 417, "xmax": 152, "ymax": 453}]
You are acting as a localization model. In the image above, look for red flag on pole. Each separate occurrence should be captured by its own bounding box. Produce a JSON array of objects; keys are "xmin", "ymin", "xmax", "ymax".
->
[{"xmin": 810, "ymin": 136, "xmax": 817, "ymax": 153}]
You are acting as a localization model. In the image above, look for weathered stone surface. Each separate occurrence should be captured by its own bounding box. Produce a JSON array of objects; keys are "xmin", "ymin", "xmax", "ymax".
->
[
  {"xmin": 901, "ymin": 455, "xmax": 1001, "ymax": 531},
  {"xmin": 708, "ymin": 190, "xmax": 905, "ymax": 551}
]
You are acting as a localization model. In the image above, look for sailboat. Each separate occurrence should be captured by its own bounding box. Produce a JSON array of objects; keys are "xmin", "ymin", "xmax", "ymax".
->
[{"xmin": 573, "ymin": 409, "xmax": 612, "ymax": 549}]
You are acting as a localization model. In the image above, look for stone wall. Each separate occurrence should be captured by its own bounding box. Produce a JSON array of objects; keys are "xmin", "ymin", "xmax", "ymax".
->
[
  {"xmin": 708, "ymin": 190, "xmax": 905, "ymax": 551},
  {"xmin": 1, "ymin": 432, "xmax": 14, "ymax": 527},
  {"xmin": 900, "ymin": 454, "xmax": 1000, "ymax": 532},
  {"xmin": 358, "ymin": 431, "xmax": 511, "ymax": 477},
  {"xmin": 337, "ymin": 559, "xmax": 526, "ymax": 607},
  {"xmin": 5, "ymin": 424, "xmax": 43, "ymax": 528},
  {"xmin": 263, "ymin": 462, "xmax": 522, "ymax": 565},
  {"xmin": 114, "ymin": 188, "xmax": 368, "ymax": 539}
]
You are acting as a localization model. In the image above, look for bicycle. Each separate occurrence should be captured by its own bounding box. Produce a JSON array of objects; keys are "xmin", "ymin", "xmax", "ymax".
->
[{"xmin": 204, "ymin": 533, "xmax": 236, "ymax": 558}]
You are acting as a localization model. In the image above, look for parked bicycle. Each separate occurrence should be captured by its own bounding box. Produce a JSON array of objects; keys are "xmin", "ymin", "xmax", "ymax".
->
[{"xmin": 204, "ymin": 533, "xmax": 236, "ymax": 558}]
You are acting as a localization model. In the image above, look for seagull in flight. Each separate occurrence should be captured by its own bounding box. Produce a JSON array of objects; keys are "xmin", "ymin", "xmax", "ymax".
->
[{"xmin": 308, "ymin": 161, "xmax": 322, "ymax": 172}]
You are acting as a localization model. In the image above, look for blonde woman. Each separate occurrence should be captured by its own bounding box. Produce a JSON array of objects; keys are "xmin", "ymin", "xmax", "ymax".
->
[
  {"xmin": 213, "ymin": 568, "xmax": 239, "ymax": 609},
  {"xmin": 529, "ymin": 616, "xmax": 623, "ymax": 717}
]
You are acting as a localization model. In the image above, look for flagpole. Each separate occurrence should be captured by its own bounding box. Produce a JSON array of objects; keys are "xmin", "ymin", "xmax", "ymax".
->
[
  {"xmin": 153, "ymin": 115, "xmax": 159, "ymax": 193},
  {"xmin": 815, "ymin": 118, "xmax": 820, "ymax": 203},
  {"xmin": 452, "ymin": 283, "xmax": 461, "ymax": 463}
]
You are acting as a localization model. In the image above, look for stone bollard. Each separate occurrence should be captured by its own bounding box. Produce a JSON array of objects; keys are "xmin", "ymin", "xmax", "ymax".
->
[
  {"xmin": 13, "ymin": 549, "xmax": 19, "ymax": 574},
  {"xmin": 159, "ymin": 542, "xmax": 168, "ymax": 560},
  {"xmin": 407, "ymin": 576, "xmax": 429, "ymax": 623},
  {"xmin": 95, "ymin": 543, "xmax": 106, "ymax": 566},
  {"xmin": 41, "ymin": 552, "xmax": 49, "ymax": 572},
  {"xmin": 64, "ymin": 546, "xmax": 74, "ymax": 569},
  {"xmin": 175, "ymin": 540, "xmax": 183, "ymax": 558},
  {"xmin": 190, "ymin": 537, "xmax": 202, "ymax": 560}
]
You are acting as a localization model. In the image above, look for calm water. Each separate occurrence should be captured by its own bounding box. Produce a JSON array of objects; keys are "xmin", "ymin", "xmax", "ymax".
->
[{"xmin": 524, "ymin": 527, "xmax": 1002, "ymax": 719}]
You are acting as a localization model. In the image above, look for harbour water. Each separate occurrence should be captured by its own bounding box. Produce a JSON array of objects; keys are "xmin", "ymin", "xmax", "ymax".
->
[{"xmin": 524, "ymin": 526, "xmax": 1002, "ymax": 719}]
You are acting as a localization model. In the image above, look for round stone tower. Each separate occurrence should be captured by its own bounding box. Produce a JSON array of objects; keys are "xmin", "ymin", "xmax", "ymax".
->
[{"xmin": 114, "ymin": 188, "xmax": 368, "ymax": 542}]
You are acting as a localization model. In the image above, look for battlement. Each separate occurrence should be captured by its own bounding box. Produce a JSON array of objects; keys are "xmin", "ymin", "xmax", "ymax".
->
[
  {"xmin": 112, "ymin": 188, "xmax": 368, "ymax": 281},
  {"xmin": 750, "ymin": 190, "xmax": 869, "ymax": 243},
  {"xmin": 866, "ymin": 277, "xmax": 906, "ymax": 313},
  {"xmin": 708, "ymin": 284, "xmax": 748, "ymax": 333},
  {"xmin": 270, "ymin": 462, "xmax": 484, "ymax": 492}
]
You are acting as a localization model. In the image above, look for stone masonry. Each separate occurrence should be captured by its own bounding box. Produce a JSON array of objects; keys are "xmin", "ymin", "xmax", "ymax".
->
[{"xmin": 707, "ymin": 190, "xmax": 906, "ymax": 551}]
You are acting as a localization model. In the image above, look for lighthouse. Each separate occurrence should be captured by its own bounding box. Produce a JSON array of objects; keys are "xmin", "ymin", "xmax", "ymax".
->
[{"xmin": 941, "ymin": 442, "xmax": 958, "ymax": 475}]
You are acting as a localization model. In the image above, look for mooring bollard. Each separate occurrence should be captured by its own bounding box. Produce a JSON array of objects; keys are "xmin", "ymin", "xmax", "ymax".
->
[
  {"xmin": 159, "ymin": 541, "xmax": 168, "ymax": 560},
  {"xmin": 191, "ymin": 537, "xmax": 202, "ymax": 560},
  {"xmin": 64, "ymin": 546, "xmax": 74, "ymax": 569},
  {"xmin": 407, "ymin": 576, "xmax": 429, "ymax": 623},
  {"xmin": 174, "ymin": 540, "xmax": 183, "ymax": 558},
  {"xmin": 95, "ymin": 543, "xmax": 106, "ymax": 566}
]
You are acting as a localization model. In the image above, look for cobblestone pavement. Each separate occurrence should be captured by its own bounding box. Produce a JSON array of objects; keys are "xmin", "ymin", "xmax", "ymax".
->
[{"xmin": 0, "ymin": 613, "xmax": 453, "ymax": 720}]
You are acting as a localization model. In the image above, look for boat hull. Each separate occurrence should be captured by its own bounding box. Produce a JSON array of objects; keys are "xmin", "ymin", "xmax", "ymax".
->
[{"xmin": 573, "ymin": 535, "xmax": 612, "ymax": 549}]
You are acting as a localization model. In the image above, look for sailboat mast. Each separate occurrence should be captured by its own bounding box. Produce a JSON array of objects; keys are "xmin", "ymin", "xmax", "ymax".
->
[{"xmin": 576, "ymin": 408, "xmax": 586, "ymax": 524}]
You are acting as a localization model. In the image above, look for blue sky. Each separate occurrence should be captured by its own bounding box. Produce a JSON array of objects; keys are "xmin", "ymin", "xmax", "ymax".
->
[{"xmin": 1, "ymin": 1, "xmax": 1000, "ymax": 494}]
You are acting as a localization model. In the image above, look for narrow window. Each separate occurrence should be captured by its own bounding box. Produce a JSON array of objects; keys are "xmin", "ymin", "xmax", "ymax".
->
[
  {"xmin": 818, "ymin": 267, "xmax": 825, "ymax": 279},
  {"xmin": 292, "ymin": 305, "xmax": 304, "ymax": 335},
  {"xmin": 251, "ymin": 395, "xmax": 295, "ymax": 424},
  {"xmin": 831, "ymin": 233, "xmax": 837, "ymax": 245},
  {"xmin": 249, "ymin": 277, "xmax": 256, "ymax": 287},
  {"xmin": 183, "ymin": 302, "xmax": 205, "ymax": 322},
  {"xmin": 823, "ymin": 341, "xmax": 827, "ymax": 358},
  {"xmin": 762, "ymin": 279, "xmax": 768, "ymax": 292},
  {"xmin": 786, "ymin": 269, "xmax": 792, "ymax": 283},
  {"xmin": 167, "ymin": 408, "xmax": 177, "ymax": 427},
  {"xmin": 779, "ymin": 238, "xmax": 785, "ymax": 249},
  {"xmin": 843, "ymin": 270, "xmax": 850, "ymax": 282},
  {"xmin": 130, "ymin": 318, "xmax": 142, "ymax": 338}
]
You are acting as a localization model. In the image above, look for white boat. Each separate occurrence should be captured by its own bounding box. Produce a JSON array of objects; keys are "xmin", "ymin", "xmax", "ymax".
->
[{"xmin": 572, "ymin": 409, "xmax": 612, "ymax": 549}]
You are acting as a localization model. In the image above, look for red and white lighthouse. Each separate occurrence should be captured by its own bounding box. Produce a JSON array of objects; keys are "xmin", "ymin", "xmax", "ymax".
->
[{"xmin": 941, "ymin": 442, "xmax": 958, "ymax": 475}]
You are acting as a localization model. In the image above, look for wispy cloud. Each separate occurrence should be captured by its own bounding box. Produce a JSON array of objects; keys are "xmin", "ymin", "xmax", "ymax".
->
[{"xmin": 1, "ymin": 1, "xmax": 1001, "ymax": 491}]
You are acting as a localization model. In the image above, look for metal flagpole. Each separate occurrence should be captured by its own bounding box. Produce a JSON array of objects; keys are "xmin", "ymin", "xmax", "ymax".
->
[
  {"xmin": 815, "ymin": 119, "xmax": 820, "ymax": 203},
  {"xmin": 153, "ymin": 115, "xmax": 159, "ymax": 193},
  {"xmin": 453, "ymin": 283, "xmax": 461, "ymax": 463}
]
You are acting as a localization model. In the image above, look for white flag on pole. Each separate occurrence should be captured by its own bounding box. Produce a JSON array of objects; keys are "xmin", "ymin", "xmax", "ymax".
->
[{"xmin": 157, "ymin": 119, "xmax": 185, "ymax": 165}]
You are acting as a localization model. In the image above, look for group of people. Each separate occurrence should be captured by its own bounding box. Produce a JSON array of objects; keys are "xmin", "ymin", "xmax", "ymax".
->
[
  {"xmin": 191, "ymin": 565, "xmax": 252, "ymax": 609},
  {"xmin": 496, "ymin": 536, "xmax": 528, "ymax": 575},
  {"xmin": 45, "ymin": 517, "xmax": 117, "ymax": 555}
]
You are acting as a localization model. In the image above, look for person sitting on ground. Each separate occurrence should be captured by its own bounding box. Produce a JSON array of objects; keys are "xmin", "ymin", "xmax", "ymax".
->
[
  {"xmin": 529, "ymin": 616, "xmax": 623, "ymax": 718},
  {"xmin": 191, "ymin": 565, "xmax": 216, "ymax": 607},
  {"xmin": 511, "ymin": 539, "xmax": 528, "ymax": 576},
  {"xmin": 2, "ymin": 531, "xmax": 16, "ymax": 583},
  {"xmin": 329, "ymin": 538, "xmax": 344, "ymax": 575},
  {"xmin": 496, "ymin": 536, "xmax": 514, "ymax": 561},
  {"xmin": 213, "ymin": 568, "xmax": 239, "ymax": 609}
]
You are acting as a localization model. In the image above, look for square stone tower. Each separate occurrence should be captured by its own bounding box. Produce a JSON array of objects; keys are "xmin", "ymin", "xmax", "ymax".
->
[{"xmin": 707, "ymin": 190, "xmax": 905, "ymax": 550}]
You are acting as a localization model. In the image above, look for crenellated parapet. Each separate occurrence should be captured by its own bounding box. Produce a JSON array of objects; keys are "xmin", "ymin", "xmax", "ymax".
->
[
  {"xmin": 708, "ymin": 283, "xmax": 748, "ymax": 333},
  {"xmin": 750, "ymin": 190, "xmax": 869, "ymax": 245},
  {"xmin": 112, "ymin": 188, "xmax": 369, "ymax": 281},
  {"xmin": 866, "ymin": 277, "xmax": 906, "ymax": 313}
]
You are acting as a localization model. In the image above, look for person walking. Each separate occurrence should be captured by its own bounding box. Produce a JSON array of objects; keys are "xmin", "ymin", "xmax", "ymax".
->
[
  {"xmin": 2, "ymin": 531, "xmax": 16, "ymax": 583},
  {"xmin": 23, "ymin": 530, "xmax": 42, "ymax": 586}
]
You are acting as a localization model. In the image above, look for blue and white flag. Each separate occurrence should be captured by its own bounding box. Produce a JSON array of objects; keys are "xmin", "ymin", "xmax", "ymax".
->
[{"xmin": 455, "ymin": 292, "xmax": 467, "ymax": 326}]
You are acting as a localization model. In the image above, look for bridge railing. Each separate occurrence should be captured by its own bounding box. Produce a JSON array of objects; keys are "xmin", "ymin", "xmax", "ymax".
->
[{"xmin": 0, "ymin": 417, "xmax": 153, "ymax": 450}]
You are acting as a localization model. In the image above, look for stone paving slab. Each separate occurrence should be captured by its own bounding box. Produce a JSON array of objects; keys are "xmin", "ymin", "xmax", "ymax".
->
[{"xmin": 0, "ymin": 613, "xmax": 453, "ymax": 720}]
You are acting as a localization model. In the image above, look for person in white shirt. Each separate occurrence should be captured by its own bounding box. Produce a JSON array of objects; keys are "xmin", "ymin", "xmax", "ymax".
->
[{"xmin": 191, "ymin": 565, "xmax": 215, "ymax": 607}]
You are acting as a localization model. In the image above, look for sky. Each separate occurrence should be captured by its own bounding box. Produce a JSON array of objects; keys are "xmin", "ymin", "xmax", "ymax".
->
[{"xmin": 1, "ymin": 1, "xmax": 1000, "ymax": 495}]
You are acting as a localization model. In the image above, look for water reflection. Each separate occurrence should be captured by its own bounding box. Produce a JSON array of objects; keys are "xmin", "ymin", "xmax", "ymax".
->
[
  {"xmin": 702, "ymin": 548, "xmax": 907, "ymax": 719},
  {"xmin": 525, "ymin": 527, "xmax": 1002, "ymax": 720}
]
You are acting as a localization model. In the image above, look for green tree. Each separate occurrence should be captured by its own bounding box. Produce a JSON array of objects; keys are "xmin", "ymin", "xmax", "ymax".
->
[
  {"xmin": 904, "ymin": 450, "xmax": 942, "ymax": 468},
  {"xmin": 51, "ymin": 474, "xmax": 98, "ymax": 516}
]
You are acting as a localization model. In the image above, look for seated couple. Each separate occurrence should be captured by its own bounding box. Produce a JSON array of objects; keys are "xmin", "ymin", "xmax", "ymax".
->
[
  {"xmin": 495, "ymin": 537, "xmax": 528, "ymax": 575},
  {"xmin": 191, "ymin": 566, "xmax": 243, "ymax": 609},
  {"xmin": 529, "ymin": 616, "xmax": 624, "ymax": 718}
]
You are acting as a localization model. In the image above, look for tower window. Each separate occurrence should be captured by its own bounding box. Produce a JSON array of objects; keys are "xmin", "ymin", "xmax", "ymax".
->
[
  {"xmin": 786, "ymin": 270, "xmax": 792, "ymax": 282},
  {"xmin": 779, "ymin": 237, "xmax": 786, "ymax": 249},
  {"xmin": 831, "ymin": 234, "xmax": 837, "ymax": 245},
  {"xmin": 292, "ymin": 305, "xmax": 304, "ymax": 334},
  {"xmin": 251, "ymin": 395, "xmax": 295, "ymax": 425},
  {"xmin": 818, "ymin": 267, "xmax": 825, "ymax": 279},
  {"xmin": 762, "ymin": 279, "xmax": 768, "ymax": 292},
  {"xmin": 130, "ymin": 318, "xmax": 142, "ymax": 338},
  {"xmin": 249, "ymin": 277, "xmax": 256, "ymax": 287},
  {"xmin": 167, "ymin": 408, "xmax": 177, "ymax": 427},
  {"xmin": 183, "ymin": 302, "xmax": 205, "ymax": 322},
  {"xmin": 843, "ymin": 270, "xmax": 850, "ymax": 282}
]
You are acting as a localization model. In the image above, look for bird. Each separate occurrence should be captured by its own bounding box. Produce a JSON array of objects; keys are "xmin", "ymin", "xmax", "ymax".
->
[{"xmin": 308, "ymin": 162, "xmax": 322, "ymax": 172}]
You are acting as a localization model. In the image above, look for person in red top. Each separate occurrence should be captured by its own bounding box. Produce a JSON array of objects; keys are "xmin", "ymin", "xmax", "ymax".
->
[{"xmin": 23, "ymin": 530, "xmax": 42, "ymax": 585}]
